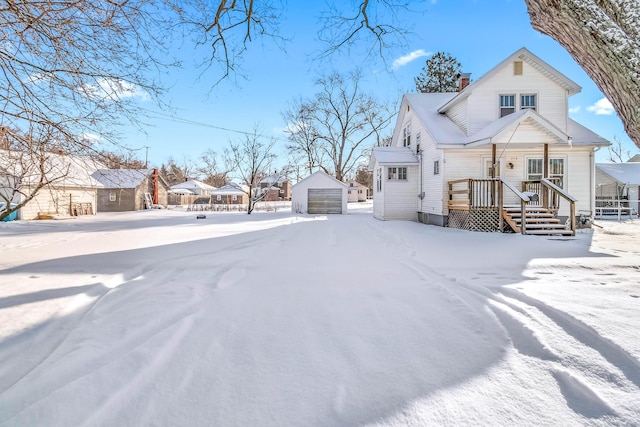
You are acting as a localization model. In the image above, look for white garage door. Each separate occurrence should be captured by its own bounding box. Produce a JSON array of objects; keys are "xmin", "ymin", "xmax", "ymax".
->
[{"xmin": 308, "ymin": 188, "xmax": 342, "ymax": 214}]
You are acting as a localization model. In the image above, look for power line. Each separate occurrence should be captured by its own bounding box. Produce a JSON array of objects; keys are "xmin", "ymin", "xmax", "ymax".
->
[{"xmin": 138, "ymin": 107, "xmax": 291, "ymax": 143}]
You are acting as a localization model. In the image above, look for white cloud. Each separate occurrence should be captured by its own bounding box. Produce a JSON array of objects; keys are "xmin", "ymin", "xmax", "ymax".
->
[
  {"xmin": 82, "ymin": 78, "xmax": 149, "ymax": 102},
  {"xmin": 587, "ymin": 98, "xmax": 614, "ymax": 115},
  {"xmin": 568, "ymin": 106, "xmax": 581, "ymax": 114},
  {"xmin": 392, "ymin": 49, "xmax": 431, "ymax": 70}
]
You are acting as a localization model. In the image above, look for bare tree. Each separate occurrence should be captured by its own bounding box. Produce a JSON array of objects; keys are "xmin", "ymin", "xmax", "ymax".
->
[
  {"xmin": 198, "ymin": 149, "xmax": 229, "ymax": 187},
  {"xmin": 524, "ymin": 0, "xmax": 640, "ymax": 150},
  {"xmin": 160, "ymin": 158, "xmax": 198, "ymax": 186},
  {"xmin": 0, "ymin": 1, "xmax": 182, "ymax": 219},
  {"xmin": 283, "ymin": 71, "xmax": 393, "ymax": 182},
  {"xmin": 224, "ymin": 127, "xmax": 278, "ymax": 214},
  {"xmin": 282, "ymin": 99, "xmax": 326, "ymax": 177},
  {"xmin": 608, "ymin": 136, "xmax": 635, "ymax": 163}
]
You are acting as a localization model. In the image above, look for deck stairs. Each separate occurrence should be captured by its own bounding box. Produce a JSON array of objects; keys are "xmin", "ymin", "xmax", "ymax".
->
[{"xmin": 503, "ymin": 205, "xmax": 573, "ymax": 236}]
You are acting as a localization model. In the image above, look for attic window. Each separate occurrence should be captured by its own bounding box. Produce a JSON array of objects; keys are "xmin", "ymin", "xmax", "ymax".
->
[{"xmin": 514, "ymin": 61, "xmax": 523, "ymax": 76}]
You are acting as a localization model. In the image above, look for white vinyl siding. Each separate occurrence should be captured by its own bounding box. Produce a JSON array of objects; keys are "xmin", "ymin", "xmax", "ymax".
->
[
  {"xmin": 466, "ymin": 60, "xmax": 568, "ymax": 134},
  {"xmin": 440, "ymin": 147, "xmax": 593, "ymax": 217},
  {"xmin": 380, "ymin": 164, "xmax": 419, "ymax": 220},
  {"xmin": 17, "ymin": 186, "xmax": 96, "ymax": 220}
]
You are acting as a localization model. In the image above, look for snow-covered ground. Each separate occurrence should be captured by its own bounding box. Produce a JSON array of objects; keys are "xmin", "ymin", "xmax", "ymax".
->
[{"xmin": 0, "ymin": 203, "xmax": 639, "ymax": 426}]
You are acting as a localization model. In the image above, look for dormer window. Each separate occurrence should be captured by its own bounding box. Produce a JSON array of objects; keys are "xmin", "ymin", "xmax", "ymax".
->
[
  {"xmin": 521, "ymin": 94, "xmax": 537, "ymax": 111},
  {"xmin": 500, "ymin": 94, "xmax": 515, "ymax": 117}
]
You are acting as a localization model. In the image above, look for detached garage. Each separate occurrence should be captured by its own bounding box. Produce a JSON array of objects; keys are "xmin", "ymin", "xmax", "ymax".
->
[{"xmin": 291, "ymin": 171, "xmax": 348, "ymax": 214}]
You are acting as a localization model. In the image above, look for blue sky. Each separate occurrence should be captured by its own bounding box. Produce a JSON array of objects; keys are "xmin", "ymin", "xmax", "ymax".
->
[{"xmin": 118, "ymin": 0, "xmax": 638, "ymax": 169}]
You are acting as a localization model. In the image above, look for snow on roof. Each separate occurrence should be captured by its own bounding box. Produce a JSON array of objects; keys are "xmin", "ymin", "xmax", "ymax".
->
[
  {"xmin": 91, "ymin": 169, "xmax": 153, "ymax": 188},
  {"xmin": 370, "ymin": 147, "xmax": 419, "ymax": 166},
  {"xmin": 260, "ymin": 173, "xmax": 286, "ymax": 184},
  {"xmin": 596, "ymin": 163, "xmax": 640, "ymax": 185},
  {"xmin": 0, "ymin": 150, "xmax": 103, "ymax": 188},
  {"xmin": 291, "ymin": 170, "xmax": 348, "ymax": 188},
  {"xmin": 170, "ymin": 180, "xmax": 216, "ymax": 191},
  {"xmin": 403, "ymin": 94, "xmax": 608, "ymax": 148},
  {"xmin": 211, "ymin": 183, "xmax": 247, "ymax": 195}
]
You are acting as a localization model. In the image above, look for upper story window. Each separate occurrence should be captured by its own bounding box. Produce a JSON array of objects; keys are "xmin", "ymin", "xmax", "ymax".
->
[
  {"xmin": 521, "ymin": 94, "xmax": 537, "ymax": 111},
  {"xmin": 500, "ymin": 95, "xmax": 515, "ymax": 117},
  {"xmin": 388, "ymin": 167, "xmax": 407, "ymax": 180},
  {"xmin": 402, "ymin": 122, "xmax": 411, "ymax": 147},
  {"xmin": 415, "ymin": 132, "xmax": 421, "ymax": 153}
]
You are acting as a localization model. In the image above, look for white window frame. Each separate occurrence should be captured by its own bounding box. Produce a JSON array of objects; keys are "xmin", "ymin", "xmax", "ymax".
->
[
  {"xmin": 526, "ymin": 157, "xmax": 566, "ymax": 187},
  {"xmin": 216, "ymin": 195, "xmax": 221, "ymax": 201},
  {"xmin": 520, "ymin": 94, "xmax": 537, "ymax": 111},
  {"xmin": 402, "ymin": 121, "xmax": 411, "ymax": 147},
  {"xmin": 387, "ymin": 166, "xmax": 408, "ymax": 181},
  {"xmin": 433, "ymin": 160, "xmax": 440, "ymax": 175},
  {"xmin": 376, "ymin": 167, "xmax": 382, "ymax": 192},
  {"xmin": 109, "ymin": 192, "xmax": 117, "ymax": 202},
  {"xmin": 499, "ymin": 94, "xmax": 515, "ymax": 117}
]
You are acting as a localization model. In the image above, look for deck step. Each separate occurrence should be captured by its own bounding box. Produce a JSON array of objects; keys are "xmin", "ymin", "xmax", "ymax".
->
[{"xmin": 525, "ymin": 229, "xmax": 574, "ymax": 236}]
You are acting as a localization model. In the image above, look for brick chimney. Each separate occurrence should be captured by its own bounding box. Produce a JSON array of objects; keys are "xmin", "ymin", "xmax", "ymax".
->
[{"xmin": 458, "ymin": 72, "xmax": 471, "ymax": 92}]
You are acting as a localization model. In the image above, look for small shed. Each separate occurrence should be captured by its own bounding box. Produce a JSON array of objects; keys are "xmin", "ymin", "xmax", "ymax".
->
[
  {"xmin": 91, "ymin": 168, "xmax": 169, "ymax": 212},
  {"xmin": 291, "ymin": 171, "xmax": 348, "ymax": 214}
]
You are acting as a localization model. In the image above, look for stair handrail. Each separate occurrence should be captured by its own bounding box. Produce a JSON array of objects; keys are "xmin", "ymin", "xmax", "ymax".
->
[
  {"xmin": 541, "ymin": 178, "xmax": 576, "ymax": 235},
  {"xmin": 500, "ymin": 178, "xmax": 531, "ymax": 234}
]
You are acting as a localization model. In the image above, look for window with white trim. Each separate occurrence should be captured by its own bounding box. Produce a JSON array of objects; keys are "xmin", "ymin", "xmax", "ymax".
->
[
  {"xmin": 376, "ymin": 168, "xmax": 382, "ymax": 192},
  {"xmin": 109, "ymin": 192, "xmax": 116, "ymax": 202},
  {"xmin": 402, "ymin": 122, "xmax": 411, "ymax": 147},
  {"xmin": 216, "ymin": 195, "xmax": 221, "ymax": 201},
  {"xmin": 433, "ymin": 160, "xmax": 440, "ymax": 175},
  {"xmin": 232, "ymin": 195, "xmax": 237, "ymax": 201},
  {"xmin": 387, "ymin": 167, "xmax": 407, "ymax": 180},
  {"xmin": 416, "ymin": 132, "xmax": 421, "ymax": 152},
  {"xmin": 500, "ymin": 94, "xmax": 515, "ymax": 117},
  {"xmin": 521, "ymin": 94, "xmax": 537, "ymax": 111},
  {"xmin": 527, "ymin": 158, "xmax": 565, "ymax": 187}
]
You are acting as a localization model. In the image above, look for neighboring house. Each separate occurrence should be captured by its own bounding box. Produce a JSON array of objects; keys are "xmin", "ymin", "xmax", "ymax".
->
[
  {"xmin": 291, "ymin": 170, "xmax": 348, "ymax": 214},
  {"xmin": 210, "ymin": 183, "xmax": 249, "ymax": 205},
  {"xmin": 346, "ymin": 181, "xmax": 369, "ymax": 202},
  {"xmin": 369, "ymin": 47, "xmax": 610, "ymax": 235},
  {"xmin": 91, "ymin": 168, "xmax": 169, "ymax": 212},
  {"xmin": 0, "ymin": 150, "xmax": 101, "ymax": 220},
  {"xmin": 259, "ymin": 173, "xmax": 291, "ymax": 201},
  {"xmin": 595, "ymin": 161, "xmax": 640, "ymax": 217},
  {"xmin": 169, "ymin": 179, "xmax": 216, "ymax": 196}
]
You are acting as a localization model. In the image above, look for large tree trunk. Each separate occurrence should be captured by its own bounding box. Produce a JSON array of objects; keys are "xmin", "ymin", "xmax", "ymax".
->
[{"xmin": 524, "ymin": 0, "xmax": 640, "ymax": 149}]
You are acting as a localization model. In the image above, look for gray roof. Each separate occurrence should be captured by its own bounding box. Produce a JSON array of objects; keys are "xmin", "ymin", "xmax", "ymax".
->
[
  {"xmin": 91, "ymin": 169, "xmax": 152, "ymax": 188},
  {"xmin": 596, "ymin": 163, "xmax": 640, "ymax": 185}
]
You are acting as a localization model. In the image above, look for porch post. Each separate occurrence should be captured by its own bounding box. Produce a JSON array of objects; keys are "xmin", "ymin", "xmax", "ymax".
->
[
  {"xmin": 543, "ymin": 143, "xmax": 549, "ymax": 208},
  {"xmin": 491, "ymin": 144, "xmax": 497, "ymax": 178},
  {"xmin": 491, "ymin": 144, "xmax": 497, "ymax": 206}
]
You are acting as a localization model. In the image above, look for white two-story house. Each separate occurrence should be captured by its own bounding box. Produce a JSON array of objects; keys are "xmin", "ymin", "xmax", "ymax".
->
[{"xmin": 369, "ymin": 47, "xmax": 610, "ymax": 235}]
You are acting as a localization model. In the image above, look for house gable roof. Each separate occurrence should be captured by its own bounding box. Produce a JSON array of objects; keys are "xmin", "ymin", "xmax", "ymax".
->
[
  {"xmin": 211, "ymin": 183, "xmax": 247, "ymax": 195},
  {"xmin": 402, "ymin": 93, "xmax": 609, "ymax": 149},
  {"xmin": 438, "ymin": 47, "xmax": 582, "ymax": 114},
  {"xmin": 92, "ymin": 168, "xmax": 154, "ymax": 189},
  {"xmin": 170, "ymin": 179, "xmax": 216, "ymax": 191},
  {"xmin": 291, "ymin": 170, "xmax": 347, "ymax": 189},
  {"xmin": 596, "ymin": 163, "xmax": 640, "ymax": 185}
]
